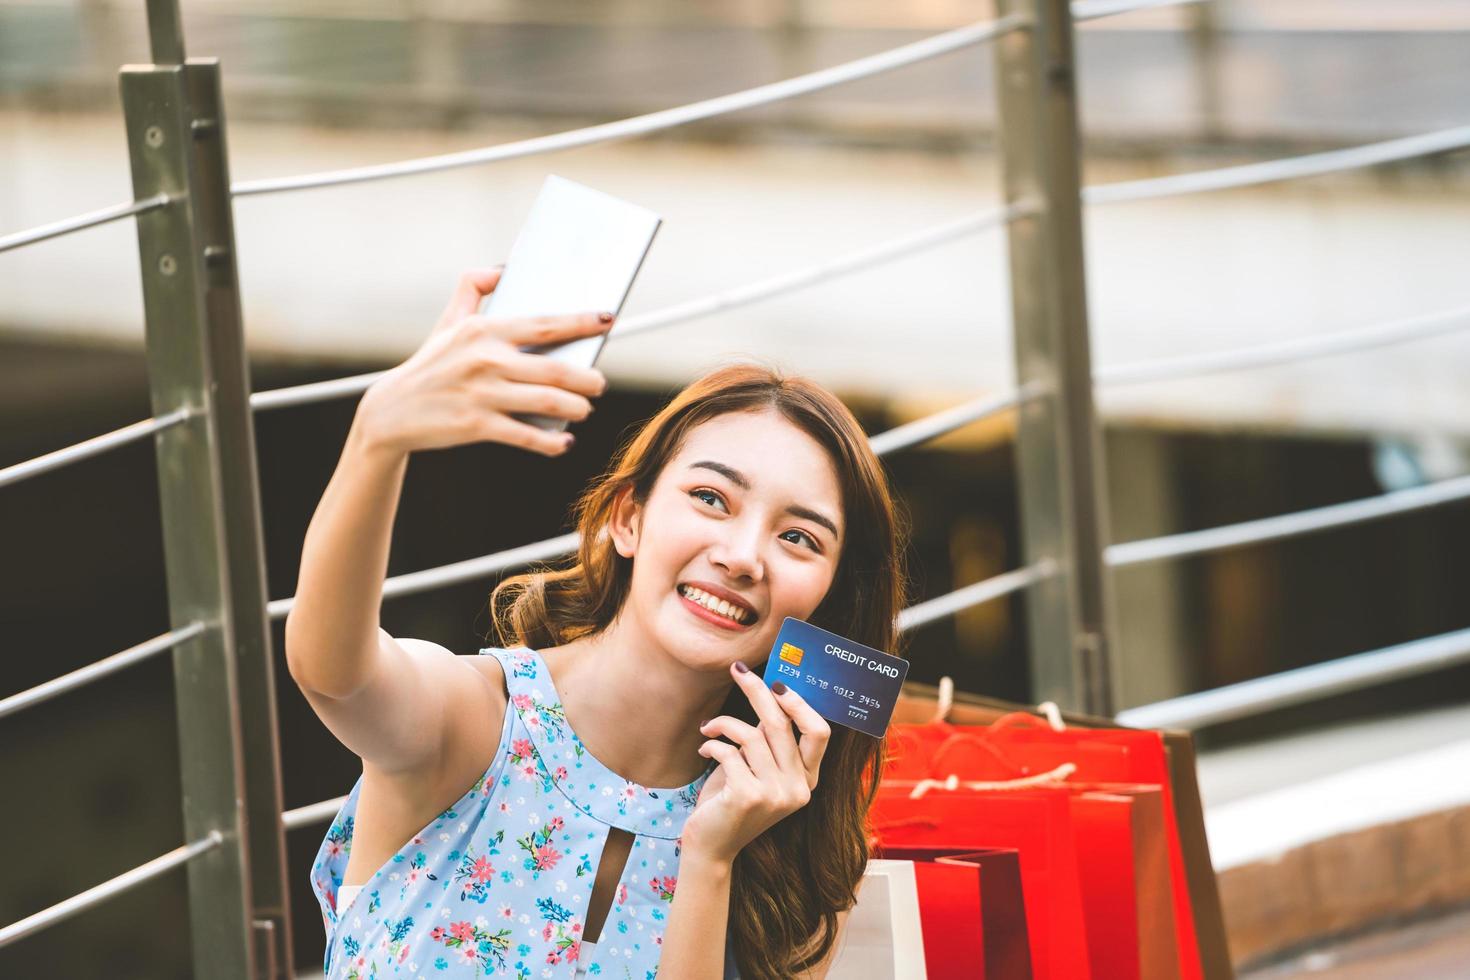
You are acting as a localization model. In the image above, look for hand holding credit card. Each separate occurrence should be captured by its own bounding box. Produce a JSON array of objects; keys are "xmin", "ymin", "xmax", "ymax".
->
[{"xmin": 761, "ymin": 617, "xmax": 910, "ymax": 738}]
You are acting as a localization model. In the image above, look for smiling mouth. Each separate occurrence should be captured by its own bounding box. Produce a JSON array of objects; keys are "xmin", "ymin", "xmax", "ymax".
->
[{"xmin": 677, "ymin": 584, "xmax": 755, "ymax": 626}]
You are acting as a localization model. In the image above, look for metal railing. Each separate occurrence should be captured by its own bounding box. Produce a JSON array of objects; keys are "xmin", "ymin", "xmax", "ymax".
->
[{"xmin": 4, "ymin": 0, "xmax": 1470, "ymax": 974}]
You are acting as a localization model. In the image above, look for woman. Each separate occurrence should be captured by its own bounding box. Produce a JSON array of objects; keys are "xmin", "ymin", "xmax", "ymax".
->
[{"xmin": 289, "ymin": 267, "xmax": 910, "ymax": 979}]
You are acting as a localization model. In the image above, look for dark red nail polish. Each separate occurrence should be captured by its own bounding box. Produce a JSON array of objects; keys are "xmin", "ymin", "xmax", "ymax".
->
[
  {"xmin": 733, "ymin": 660, "xmax": 750, "ymax": 674},
  {"xmin": 771, "ymin": 681, "xmax": 788, "ymax": 695},
  {"xmin": 699, "ymin": 719, "xmax": 711, "ymax": 728},
  {"xmin": 598, "ymin": 312, "xmax": 614, "ymax": 324}
]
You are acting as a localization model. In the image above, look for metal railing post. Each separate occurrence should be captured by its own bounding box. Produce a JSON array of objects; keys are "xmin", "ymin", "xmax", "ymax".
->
[
  {"xmin": 119, "ymin": 2, "xmax": 293, "ymax": 976},
  {"xmin": 992, "ymin": 0, "xmax": 1120, "ymax": 714}
]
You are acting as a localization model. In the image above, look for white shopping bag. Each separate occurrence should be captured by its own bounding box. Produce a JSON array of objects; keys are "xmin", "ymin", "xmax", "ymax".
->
[{"xmin": 828, "ymin": 859, "xmax": 929, "ymax": 979}]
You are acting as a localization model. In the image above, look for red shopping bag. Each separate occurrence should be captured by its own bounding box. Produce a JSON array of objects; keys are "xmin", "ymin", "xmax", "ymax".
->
[
  {"xmin": 872, "ymin": 784, "xmax": 1091, "ymax": 980},
  {"xmin": 892, "ymin": 713, "xmax": 1204, "ymax": 980},
  {"xmin": 874, "ymin": 845, "xmax": 1033, "ymax": 980},
  {"xmin": 973, "ymin": 715, "xmax": 1202, "ymax": 980},
  {"xmin": 892, "ymin": 685, "xmax": 1233, "ymax": 980},
  {"xmin": 1070, "ymin": 786, "xmax": 1181, "ymax": 980}
]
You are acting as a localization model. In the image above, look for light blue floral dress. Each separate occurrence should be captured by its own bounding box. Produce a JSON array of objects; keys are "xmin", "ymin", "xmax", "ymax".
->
[{"xmin": 310, "ymin": 645, "xmax": 731, "ymax": 979}]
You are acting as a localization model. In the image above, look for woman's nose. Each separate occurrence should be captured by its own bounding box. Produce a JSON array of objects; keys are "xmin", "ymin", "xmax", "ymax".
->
[{"xmin": 710, "ymin": 522, "xmax": 764, "ymax": 582}]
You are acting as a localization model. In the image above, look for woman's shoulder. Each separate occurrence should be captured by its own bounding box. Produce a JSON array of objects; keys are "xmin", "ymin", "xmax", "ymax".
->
[
  {"xmin": 387, "ymin": 637, "xmax": 513, "ymax": 773},
  {"xmin": 391, "ymin": 636, "xmax": 511, "ymax": 710},
  {"xmin": 462, "ymin": 645, "xmax": 510, "ymax": 698}
]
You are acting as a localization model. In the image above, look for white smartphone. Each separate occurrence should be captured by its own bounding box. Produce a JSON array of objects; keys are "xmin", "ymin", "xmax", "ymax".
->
[{"xmin": 479, "ymin": 175, "xmax": 662, "ymax": 432}]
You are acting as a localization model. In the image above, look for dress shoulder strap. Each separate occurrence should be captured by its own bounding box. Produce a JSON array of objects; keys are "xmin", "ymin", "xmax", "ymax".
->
[{"xmin": 480, "ymin": 645, "xmax": 549, "ymax": 697}]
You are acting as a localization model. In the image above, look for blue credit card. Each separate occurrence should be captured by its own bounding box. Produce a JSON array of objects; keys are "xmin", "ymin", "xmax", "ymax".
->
[{"xmin": 761, "ymin": 617, "xmax": 910, "ymax": 738}]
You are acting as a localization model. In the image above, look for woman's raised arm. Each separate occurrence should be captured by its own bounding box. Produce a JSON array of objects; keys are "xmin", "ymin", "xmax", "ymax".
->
[{"xmin": 283, "ymin": 268, "xmax": 612, "ymax": 772}]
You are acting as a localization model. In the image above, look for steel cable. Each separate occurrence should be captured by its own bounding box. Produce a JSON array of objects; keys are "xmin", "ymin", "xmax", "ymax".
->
[
  {"xmin": 1087, "ymin": 125, "xmax": 1470, "ymax": 205},
  {"xmin": 0, "ymin": 622, "xmax": 206, "ymax": 721},
  {"xmin": 1116, "ymin": 627, "xmax": 1470, "ymax": 730},
  {"xmin": 231, "ymin": 15, "xmax": 1028, "ymax": 197},
  {"xmin": 0, "ymin": 408, "xmax": 191, "ymax": 490},
  {"xmin": 0, "ymin": 194, "xmax": 169, "ymax": 256},
  {"xmin": 250, "ymin": 204, "xmax": 1028, "ymax": 413},
  {"xmin": 0, "ymin": 831, "xmax": 223, "ymax": 948}
]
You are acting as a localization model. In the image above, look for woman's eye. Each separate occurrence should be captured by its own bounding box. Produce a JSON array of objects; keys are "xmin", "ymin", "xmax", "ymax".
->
[
  {"xmin": 782, "ymin": 529, "xmax": 820, "ymax": 552},
  {"xmin": 690, "ymin": 488, "xmax": 726, "ymax": 511}
]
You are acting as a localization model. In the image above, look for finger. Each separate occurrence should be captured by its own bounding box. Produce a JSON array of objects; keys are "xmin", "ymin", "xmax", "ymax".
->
[
  {"xmin": 699, "ymin": 716, "xmax": 781, "ymax": 781},
  {"xmin": 769, "ymin": 683, "xmax": 832, "ymax": 789},
  {"xmin": 476, "ymin": 413, "xmax": 576, "ymax": 457},
  {"xmin": 730, "ymin": 662, "xmax": 802, "ymax": 771},
  {"xmin": 437, "ymin": 268, "xmax": 504, "ymax": 329},
  {"xmin": 474, "ymin": 311, "xmax": 614, "ymax": 349},
  {"xmin": 499, "ymin": 350, "xmax": 608, "ymax": 399},
  {"xmin": 698, "ymin": 739, "xmax": 759, "ymax": 792},
  {"xmin": 478, "ymin": 379, "xmax": 593, "ymax": 423}
]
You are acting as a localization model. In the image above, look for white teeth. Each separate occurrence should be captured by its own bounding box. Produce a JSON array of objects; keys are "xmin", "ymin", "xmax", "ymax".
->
[{"xmin": 679, "ymin": 585, "xmax": 750, "ymax": 624}]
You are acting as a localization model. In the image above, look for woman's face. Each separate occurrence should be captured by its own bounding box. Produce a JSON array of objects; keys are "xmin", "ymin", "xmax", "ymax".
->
[{"xmin": 611, "ymin": 408, "xmax": 845, "ymax": 672}]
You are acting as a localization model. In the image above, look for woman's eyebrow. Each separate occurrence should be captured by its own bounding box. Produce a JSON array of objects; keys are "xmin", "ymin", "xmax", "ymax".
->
[
  {"xmin": 787, "ymin": 504, "xmax": 841, "ymax": 541},
  {"xmin": 688, "ymin": 460, "xmax": 841, "ymax": 540},
  {"xmin": 690, "ymin": 459, "xmax": 751, "ymax": 490}
]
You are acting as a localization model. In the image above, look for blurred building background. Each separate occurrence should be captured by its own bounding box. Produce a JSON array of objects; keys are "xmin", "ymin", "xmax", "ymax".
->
[{"xmin": 2, "ymin": 0, "xmax": 1468, "ymax": 976}]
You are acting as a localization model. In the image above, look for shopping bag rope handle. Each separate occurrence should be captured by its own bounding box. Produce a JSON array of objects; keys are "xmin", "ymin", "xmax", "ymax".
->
[
  {"xmin": 925, "ymin": 704, "xmax": 1069, "ymax": 777},
  {"xmin": 901, "ymin": 762, "xmax": 1079, "ymax": 799},
  {"xmin": 931, "ymin": 731, "xmax": 1028, "ymax": 776},
  {"xmin": 925, "ymin": 677, "xmax": 1064, "ymax": 732},
  {"xmin": 930, "ymin": 676, "xmax": 955, "ymax": 723}
]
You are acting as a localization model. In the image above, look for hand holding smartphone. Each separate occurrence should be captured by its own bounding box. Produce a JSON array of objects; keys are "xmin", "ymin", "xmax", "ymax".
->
[{"xmin": 480, "ymin": 175, "xmax": 662, "ymax": 432}]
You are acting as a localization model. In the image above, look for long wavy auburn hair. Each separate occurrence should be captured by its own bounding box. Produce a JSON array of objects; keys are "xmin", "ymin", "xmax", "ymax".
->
[{"xmin": 487, "ymin": 362, "xmax": 911, "ymax": 978}]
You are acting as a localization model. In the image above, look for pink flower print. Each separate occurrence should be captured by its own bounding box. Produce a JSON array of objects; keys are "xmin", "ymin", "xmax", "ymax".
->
[
  {"xmin": 470, "ymin": 856, "xmax": 496, "ymax": 884},
  {"xmin": 615, "ymin": 781, "xmax": 641, "ymax": 815},
  {"xmin": 498, "ymin": 903, "xmax": 514, "ymax": 920},
  {"xmin": 543, "ymin": 920, "xmax": 585, "ymax": 967},
  {"xmin": 554, "ymin": 765, "xmax": 568, "ymax": 780},
  {"xmin": 511, "ymin": 693, "xmax": 533, "ymax": 711},
  {"xmin": 326, "ymin": 840, "xmax": 344, "ymax": 859},
  {"xmin": 518, "ymin": 762, "xmax": 539, "ymax": 781},
  {"xmin": 512, "ymin": 738, "xmax": 534, "ymax": 759},
  {"xmin": 525, "ymin": 714, "xmax": 542, "ymax": 731},
  {"xmin": 617, "ymin": 883, "xmax": 628, "ymax": 906},
  {"xmin": 498, "ymin": 801, "xmax": 511, "ymax": 813},
  {"xmin": 650, "ymin": 876, "xmax": 678, "ymax": 901},
  {"xmin": 518, "ymin": 817, "xmax": 566, "ymax": 875},
  {"xmin": 430, "ymin": 920, "xmax": 513, "ymax": 972}
]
